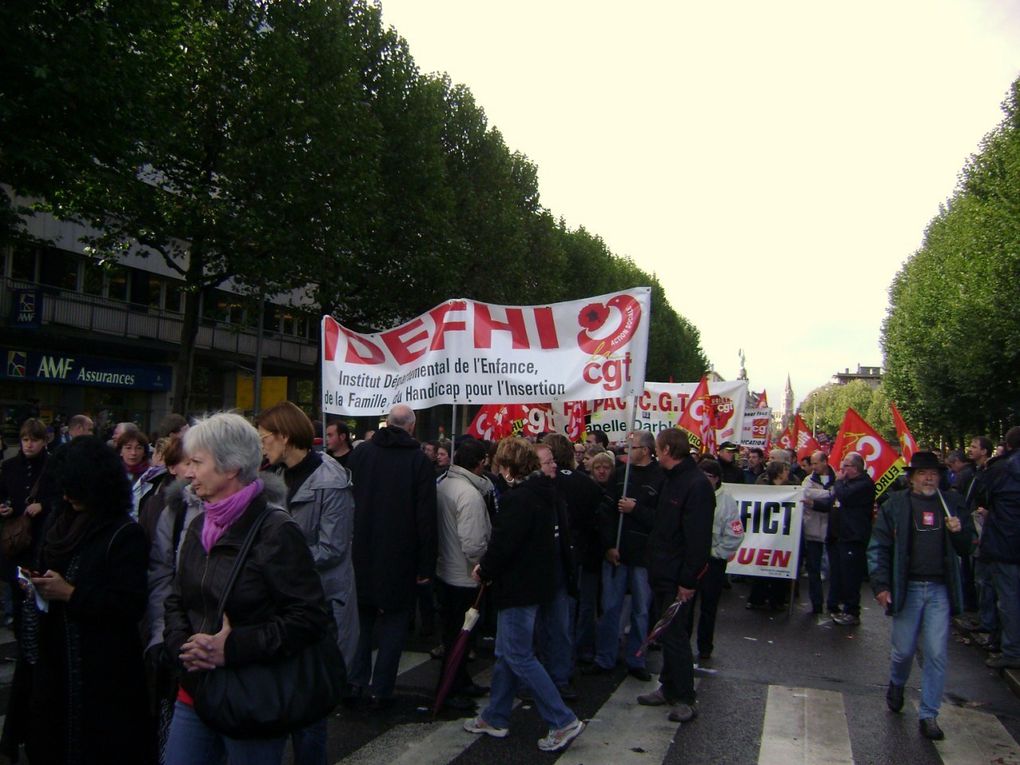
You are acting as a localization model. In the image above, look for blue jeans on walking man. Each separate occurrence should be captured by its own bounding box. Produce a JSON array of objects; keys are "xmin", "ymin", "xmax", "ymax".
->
[
  {"xmin": 889, "ymin": 581, "xmax": 950, "ymax": 720},
  {"xmin": 594, "ymin": 561, "xmax": 650, "ymax": 670},
  {"xmin": 481, "ymin": 605, "xmax": 577, "ymax": 731}
]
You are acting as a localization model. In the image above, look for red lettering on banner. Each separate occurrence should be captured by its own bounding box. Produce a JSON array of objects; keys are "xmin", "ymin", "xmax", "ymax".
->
[
  {"xmin": 659, "ymin": 392, "xmax": 674, "ymax": 412},
  {"xmin": 381, "ymin": 318, "xmax": 430, "ymax": 364},
  {"xmin": 737, "ymin": 547, "xmax": 755, "ymax": 565},
  {"xmin": 533, "ymin": 307, "xmax": 560, "ymax": 349},
  {"xmin": 771, "ymin": 550, "xmax": 791, "ymax": 568},
  {"xmin": 342, "ymin": 327, "xmax": 385, "ymax": 365},
  {"xmin": 736, "ymin": 547, "xmax": 792, "ymax": 568},
  {"xmin": 428, "ymin": 301, "xmax": 467, "ymax": 351},
  {"xmin": 582, "ymin": 353, "xmax": 633, "ymax": 392},
  {"xmin": 755, "ymin": 548, "xmax": 772, "ymax": 566},
  {"xmin": 473, "ymin": 304, "xmax": 529, "ymax": 349},
  {"xmin": 638, "ymin": 391, "xmax": 653, "ymax": 411}
]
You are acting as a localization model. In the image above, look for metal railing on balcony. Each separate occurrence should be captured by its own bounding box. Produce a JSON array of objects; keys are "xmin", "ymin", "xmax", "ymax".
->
[{"xmin": 0, "ymin": 278, "xmax": 318, "ymax": 367}]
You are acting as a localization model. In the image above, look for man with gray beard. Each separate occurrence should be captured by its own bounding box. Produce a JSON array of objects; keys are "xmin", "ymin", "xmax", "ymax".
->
[{"xmin": 867, "ymin": 451, "xmax": 971, "ymax": 741}]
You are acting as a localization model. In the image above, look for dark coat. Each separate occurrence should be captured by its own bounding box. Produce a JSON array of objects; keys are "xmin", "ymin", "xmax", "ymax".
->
[
  {"xmin": 978, "ymin": 450, "xmax": 1020, "ymax": 563},
  {"xmin": 833, "ymin": 473, "xmax": 876, "ymax": 543},
  {"xmin": 867, "ymin": 489, "xmax": 971, "ymax": 615},
  {"xmin": 597, "ymin": 460, "xmax": 663, "ymax": 567},
  {"xmin": 28, "ymin": 512, "xmax": 152, "ymax": 764},
  {"xmin": 478, "ymin": 474, "xmax": 559, "ymax": 610},
  {"xmin": 718, "ymin": 458, "xmax": 746, "ymax": 485},
  {"xmin": 0, "ymin": 450, "xmax": 55, "ymax": 569},
  {"xmin": 647, "ymin": 456, "xmax": 716, "ymax": 592},
  {"xmin": 554, "ymin": 468, "xmax": 604, "ymax": 572},
  {"xmin": 348, "ymin": 427, "xmax": 437, "ymax": 611},
  {"xmin": 163, "ymin": 492, "xmax": 331, "ymax": 698}
]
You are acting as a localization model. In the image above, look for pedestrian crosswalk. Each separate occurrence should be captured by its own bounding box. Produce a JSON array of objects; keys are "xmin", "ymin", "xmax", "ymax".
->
[{"xmin": 327, "ymin": 653, "xmax": 1020, "ymax": 765}]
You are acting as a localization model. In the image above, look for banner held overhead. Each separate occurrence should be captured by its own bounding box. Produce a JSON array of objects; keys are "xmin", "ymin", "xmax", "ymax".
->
[{"xmin": 321, "ymin": 288, "xmax": 652, "ymax": 416}]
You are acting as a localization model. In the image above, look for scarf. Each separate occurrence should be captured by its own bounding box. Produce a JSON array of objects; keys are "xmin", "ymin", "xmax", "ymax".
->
[
  {"xmin": 124, "ymin": 459, "xmax": 150, "ymax": 481},
  {"xmin": 201, "ymin": 479, "xmax": 264, "ymax": 552}
]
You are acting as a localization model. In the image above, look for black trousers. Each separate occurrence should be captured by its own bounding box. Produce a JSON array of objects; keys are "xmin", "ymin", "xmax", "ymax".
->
[
  {"xmin": 684, "ymin": 557, "xmax": 727, "ymax": 656},
  {"xmin": 654, "ymin": 589, "xmax": 696, "ymax": 705},
  {"xmin": 838, "ymin": 540, "xmax": 869, "ymax": 617}
]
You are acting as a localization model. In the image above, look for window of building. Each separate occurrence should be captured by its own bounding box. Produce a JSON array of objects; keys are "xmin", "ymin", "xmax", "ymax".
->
[
  {"xmin": 129, "ymin": 270, "xmax": 161, "ymax": 309},
  {"xmin": 107, "ymin": 265, "xmax": 129, "ymax": 302},
  {"xmin": 38, "ymin": 248, "xmax": 79, "ymax": 290},
  {"xmin": 82, "ymin": 259, "xmax": 104, "ymax": 296},
  {"xmin": 281, "ymin": 311, "xmax": 295, "ymax": 336},
  {"xmin": 164, "ymin": 281, "xmax": 184, "ymax": 313},
  {"xmin": 10, "ymin": 245, "xmax": 36, "ymax": 282},
  {"xmin": 262, "ymin": 304, "xmax": 278, "ymax": 333}
]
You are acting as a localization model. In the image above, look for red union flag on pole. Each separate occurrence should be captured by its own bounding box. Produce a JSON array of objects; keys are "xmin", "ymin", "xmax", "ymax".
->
[
  {"xmin": 321, "ymin": 289, "xmax": 651, "ymax": 415},
  {"xmin": 794, "ymin": 413, "xmax": 821, "ymax": 460},
  {"xmin": 890, "ymin": 402, "xmax": 918, "ymax": 464},
  {"xmin": 830, "ymin": 408, "xmax": 905, "ymax": 497},
  {"xmin": 677, "ymin": 375, "xmax": 714, "ymax": 453},
  {"xmin": 778, "ymin": 423, "xmax": 795, "ymax": 451}
]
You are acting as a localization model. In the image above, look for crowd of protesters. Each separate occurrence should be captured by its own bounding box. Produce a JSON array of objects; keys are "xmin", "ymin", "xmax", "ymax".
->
[{"xmin": 0, "ymin": 405, "xmax": 1017, "ymax": 762}]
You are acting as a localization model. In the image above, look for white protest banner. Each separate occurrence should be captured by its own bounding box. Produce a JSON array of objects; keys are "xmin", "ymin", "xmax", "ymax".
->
[
  {"xmin": 587, "ymin": 380, "xmax": 748, "ymax": 443},
  {"xmin": 741, "ymin": 407, "xmax": 772, "ymax": 448},
  {"xmin": 321, "ymin": 289, "xmax": 651, "ymax": 415},
  {"xmin": 724, "ymin": 483, "xmax": 802, "ymax": 580}
]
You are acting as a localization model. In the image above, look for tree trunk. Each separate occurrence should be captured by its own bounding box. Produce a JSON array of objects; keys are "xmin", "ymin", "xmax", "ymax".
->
[{"xmin": 171, "ymin": 247, "xmax": 207, "ymax": 415}]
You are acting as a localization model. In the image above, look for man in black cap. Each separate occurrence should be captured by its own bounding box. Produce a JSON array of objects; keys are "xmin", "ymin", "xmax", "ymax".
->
[
  {"xmin": 867, "ymin": 451, "xmax": 970, "ymax": 741},
  {"xmin": 715, "ymin": 442, "xmax": 746, "ymax": 484}
]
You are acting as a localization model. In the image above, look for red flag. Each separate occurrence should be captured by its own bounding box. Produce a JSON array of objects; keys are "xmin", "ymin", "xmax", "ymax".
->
[
  {"xmin": 777, "ymin": 423, "xmax": 795, "ymax": 450},
  {"xmin": 564, "ymin": 400, "xmax": 587, "ymax": 443},
  {"xmin": 830, "ymin": 408, "xmax": 905, "ymax": 497},
  {"xmin": 890, "ymin": 402, "xmax": 917, "ymax": 464},
  {"xmin": 466, "ymin": 404, "xmax": 552, "ymax": 440},
  {"xmin": 794, "ymin": 414, "xmax": 821, "ymax": 460},
  {"xmin": 677, "ymin": 376, "xmax": 714, "ymax": 453},
  {"xmin": 751, "ymin": 390, "xmax": 769, "ymax": 407}
]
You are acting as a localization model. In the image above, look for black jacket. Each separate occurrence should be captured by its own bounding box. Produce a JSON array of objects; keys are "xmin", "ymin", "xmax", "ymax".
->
[
  {"xmin": 598, "ymin": 461, "xmax": 663, "ymax": 567},
  {"xmin": 833, "ymin": 473, "xmax": 876, "ymax": 543},
  {"xmin": 554, "ymin": 468, "xmax": 604, "ymax": 572},
  {"xmin": 29, "ymin": 512, "xmax": 152, "ymax": 764},
  {"xmin": 977, "ymin": 450, "xmax": 1020, "ymax": 563},
  {"xmin": 479, "ymin": 473, "xmax": 559, "ymax": 610},
  {"xmin": 0, "ymin": 450, "xmax": 55, "ymax": 568},
  {"xmin": 163, "ymin": 492, "xmax": 330, "ymax": 698},
  {"xmin": 348, "ymin": 427, "xmax": 438, "ymax": 611},
  {"xmin": 719, "ymin": 458, "xmax": 746, "ymax": 485},
  {"xmin": 647, "ymin": 456, "xmax": 715, "ymax": 592}
]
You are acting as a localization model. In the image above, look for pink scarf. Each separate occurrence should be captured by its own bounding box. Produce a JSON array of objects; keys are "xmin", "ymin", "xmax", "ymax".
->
[{"xmin": 201, "ymin": 479, "xmax": 264, "ymax": 552}]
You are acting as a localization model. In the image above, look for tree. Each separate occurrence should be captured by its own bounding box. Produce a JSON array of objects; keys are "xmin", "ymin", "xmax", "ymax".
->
[
  {"xmin": 799, "ymin": 380, "xmax": 894, "ymax": 444},
  {"xmin": 882, "ymin": 77, "xmax": 1020, "ymax": 444}
]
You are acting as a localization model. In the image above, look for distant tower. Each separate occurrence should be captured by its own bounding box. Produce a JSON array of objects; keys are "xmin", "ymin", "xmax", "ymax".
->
[
  {"xmin": 782, "ymin": 374, "xmax": 794, "ymax": 429},
  {"xmin": 737, "ymin": 349, "xmax": 747, "ymax": 380}
]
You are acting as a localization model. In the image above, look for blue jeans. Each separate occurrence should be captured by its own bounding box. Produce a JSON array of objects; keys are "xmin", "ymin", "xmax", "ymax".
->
[
  {"xmin": 889, "ymin": 581, "xmax": 950, "ymax": 720},
  {"xmin": 989, "ymin": 561, "xmax": 1020, "ymax": 660},
  {"xmin": 573, "ymin": 568, "xmax": 599, "ymax": 661},
  {"xmin": 594, "ymin": 561, "xmax": 650, "ymax": 670},
  {"xmin": 482, "ymin": 606, "xmax": 576, "ymax": 731},
  {"xmin": 536, "ymin": 564, "xmax": 573, "ymax": 686},
  {"xmin": 348, "ymin": 606, "xmax": 411, "ymax": 699},
  {"xmin": 291, "ymin": 718, "xmax": 327, "ymax": 765},
  {"xmin": 165, "ymin": 701, "xmax": 286, "ymax": 765}
]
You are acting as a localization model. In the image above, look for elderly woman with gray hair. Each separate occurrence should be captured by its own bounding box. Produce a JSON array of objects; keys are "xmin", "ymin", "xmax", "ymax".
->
[{"xmin": 163, "ymin": 413, "xmax": 331, "ymax": 765}]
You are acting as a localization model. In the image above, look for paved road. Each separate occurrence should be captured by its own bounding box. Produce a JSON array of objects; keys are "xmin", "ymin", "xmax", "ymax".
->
[
  {"xmin": 316, "ymin": 583, "xmax": 1020, "ymax": 765},
  {"xmin": 0, "ymin": 588, "xmax": 1017, "ymax": 764}
]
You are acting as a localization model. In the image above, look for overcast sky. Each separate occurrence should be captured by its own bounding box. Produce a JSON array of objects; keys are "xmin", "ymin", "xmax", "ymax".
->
[{"xmin": 379, "ymin": 0, "xmax": 1020, "ymax": 410}]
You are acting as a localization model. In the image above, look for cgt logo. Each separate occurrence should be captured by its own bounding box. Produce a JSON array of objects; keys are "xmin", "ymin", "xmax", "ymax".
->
[{"xmin": 578, "ymin": 295, "xmax": 643, "ymax": 393}]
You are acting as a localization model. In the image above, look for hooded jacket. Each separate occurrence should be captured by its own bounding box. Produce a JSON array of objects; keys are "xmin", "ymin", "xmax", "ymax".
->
[
  {"xmin": 436, "ymin": 464, "xmax": 493, "ymax": 588},
  {"xmin": 801, "ymin": 466, "xmax": 836, "ymax": 543},
  {"xmin": 348, "ymin": 426, "xmax": 437, "ymax": 611},
  {"xmin": 279, "ymin": 457, "xmax": 359, "ymax": 668}
]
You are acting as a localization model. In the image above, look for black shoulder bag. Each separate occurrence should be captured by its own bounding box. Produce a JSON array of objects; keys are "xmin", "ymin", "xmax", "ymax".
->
[{"xmin": 192, "ymin": 507, "xmax": 347, "ymax": 739}]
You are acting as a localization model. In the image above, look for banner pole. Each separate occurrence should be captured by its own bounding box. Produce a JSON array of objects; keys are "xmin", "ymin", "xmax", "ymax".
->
[
  {"xmin": 612, "ymin": 397, "xmax": 639, "ymax": 576},
  {"xmin": 450, "ymin": 403, "xmax": 457, "ymax": 463}
]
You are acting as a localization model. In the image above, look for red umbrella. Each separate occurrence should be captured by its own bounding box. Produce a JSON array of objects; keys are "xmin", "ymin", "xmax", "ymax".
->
[{"xmin": 432, "ymin": 584, "xmax": 486, "ymax": 718}]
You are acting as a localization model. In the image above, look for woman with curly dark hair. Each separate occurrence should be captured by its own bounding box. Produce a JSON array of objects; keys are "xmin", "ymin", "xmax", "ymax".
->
[{"xmin": 23, "ymin": 435, "xmax": 153, "ymax": 764}]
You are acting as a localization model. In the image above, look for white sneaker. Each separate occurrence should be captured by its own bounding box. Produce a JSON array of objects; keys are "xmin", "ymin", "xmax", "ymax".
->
[
  {"xmin": 537, "ymin": 718, "xmax": 585, "ymax": 752},
  {"xmin": 463, "ymin": 716, "xmax": 509, "ymax": 738}
]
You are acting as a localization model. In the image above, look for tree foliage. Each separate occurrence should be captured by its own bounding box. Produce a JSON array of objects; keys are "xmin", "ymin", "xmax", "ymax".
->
[
  {"xmin": 1, "ymin": 0, "xmax": 708, "ymax": 411},
  {"xmin": 882, "ymin": 77, "xmax": 1020, "ymax": 445},
  {"xmin": 799, "ymin": 381, "xmax": 894, "ymax": 444}
]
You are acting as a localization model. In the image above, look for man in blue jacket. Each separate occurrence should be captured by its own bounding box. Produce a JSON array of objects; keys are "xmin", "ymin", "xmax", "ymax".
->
[
  {"xmin": 868, "ymin": 451, "xmax": 970, "ymax": 741},
  {"xmin": 976, "ymin": 425, "xmax": 1020, "ymax": 671}
]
